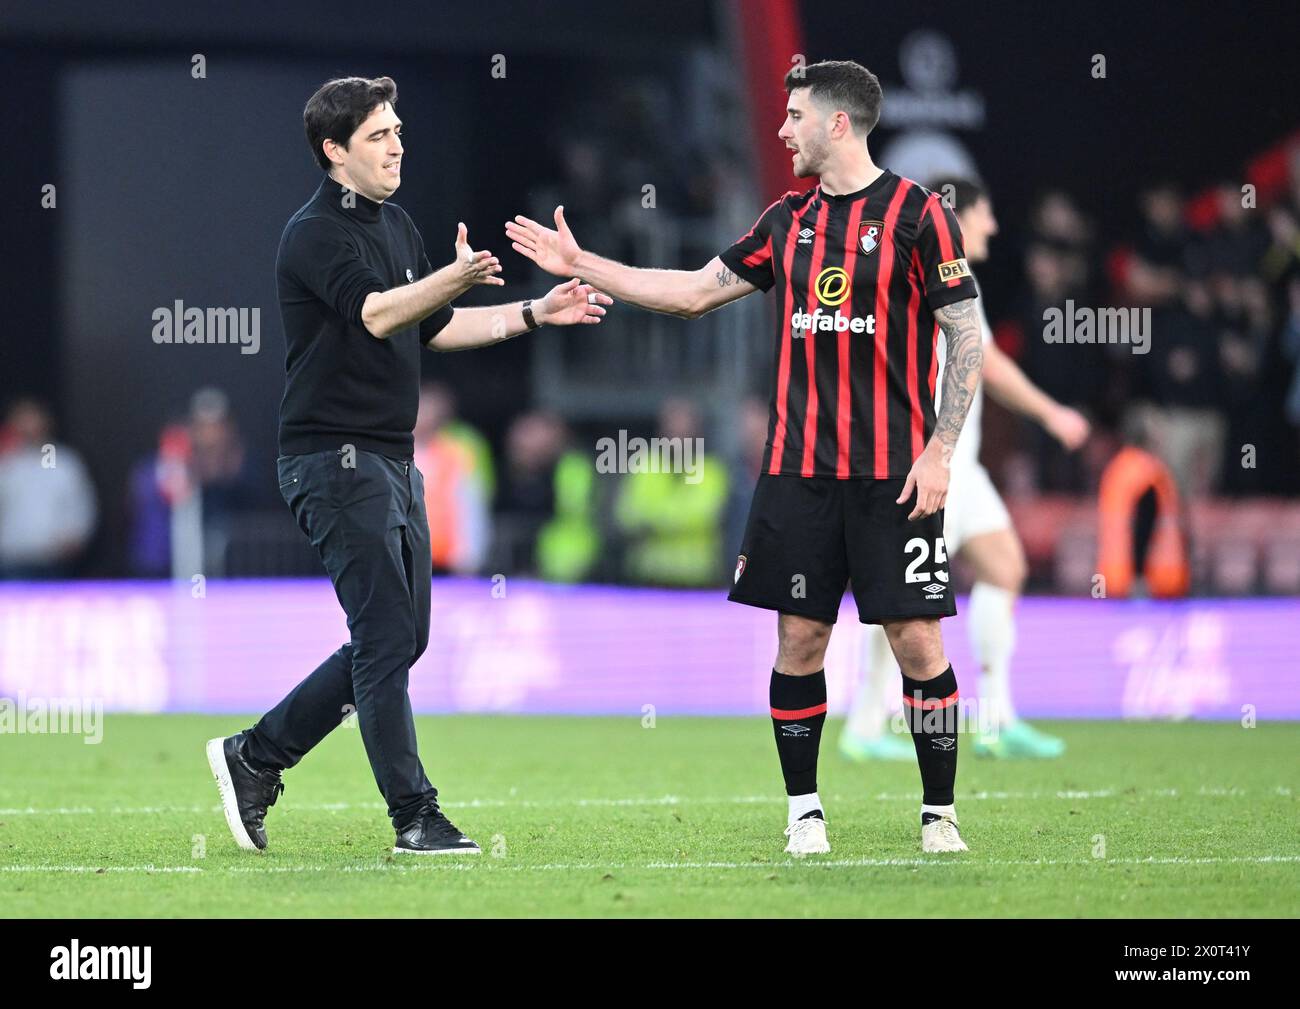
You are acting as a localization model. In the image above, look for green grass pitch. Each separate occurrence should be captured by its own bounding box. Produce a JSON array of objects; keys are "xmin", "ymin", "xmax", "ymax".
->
[{"xmin": 2, "ymin": 715, "xmax": 1296, "ymax": 917}]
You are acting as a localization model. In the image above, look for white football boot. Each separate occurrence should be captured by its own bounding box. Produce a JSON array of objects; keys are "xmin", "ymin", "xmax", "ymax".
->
[
  {"xmin": 920, "ymin": 814, "xmax": 968, "ymax": 853},
  {"xmin": 784, "ymin": 814, "xmax": 830, "ymax": 856}
]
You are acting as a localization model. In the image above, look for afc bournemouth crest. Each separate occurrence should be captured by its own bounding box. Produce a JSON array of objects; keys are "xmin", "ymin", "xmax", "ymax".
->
[
  {"xmin": 859, "ymin": 220, "xmax": 886, "ymax": 255},
  {"xmin": 734, "ymin": 554, "xmax": 747, "ymax": 584}
]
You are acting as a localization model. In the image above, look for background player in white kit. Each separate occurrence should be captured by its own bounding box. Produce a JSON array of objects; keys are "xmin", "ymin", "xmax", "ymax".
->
[{"xmin": 840, "ymin": 177, "xmax": 1091, "ymax": 761}]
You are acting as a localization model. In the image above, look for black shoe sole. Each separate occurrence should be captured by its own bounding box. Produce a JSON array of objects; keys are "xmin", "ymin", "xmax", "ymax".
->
[{"xmin": 391, "ymin": 843, "xmax": 482, "ymax": 856}]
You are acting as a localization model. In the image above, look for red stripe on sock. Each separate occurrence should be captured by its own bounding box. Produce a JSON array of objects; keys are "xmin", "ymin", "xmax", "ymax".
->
[
  {"xmin": 901, "ymin": 690, "xmax": 959, "ymax": 710},
  {"xmin": 770, "ymin": 703, "xmax": 828, "ymax": 720}
]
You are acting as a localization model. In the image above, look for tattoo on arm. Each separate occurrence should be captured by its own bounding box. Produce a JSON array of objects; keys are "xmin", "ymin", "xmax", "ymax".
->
[
  {"xmin": 715, "ymin": 266, "xmax": 737, "ymax": 288},
  {"xmin": 931, "ymin": 297, "xmax": 984, "ymax": 459}
]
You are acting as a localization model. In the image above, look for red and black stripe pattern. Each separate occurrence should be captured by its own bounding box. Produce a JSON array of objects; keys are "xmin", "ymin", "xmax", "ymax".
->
[{"xmin": 720, "ymin": 170, "xmax": 978, "ymax": 480}]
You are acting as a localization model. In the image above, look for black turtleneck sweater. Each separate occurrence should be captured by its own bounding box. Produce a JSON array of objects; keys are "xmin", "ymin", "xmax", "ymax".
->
[{"xmin": 275, "ymin": 174, "xmax": 454, "ymax": 458}]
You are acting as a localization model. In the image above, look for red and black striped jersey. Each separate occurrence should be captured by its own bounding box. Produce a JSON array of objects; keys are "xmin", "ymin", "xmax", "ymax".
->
[{"xmin": 719, "ymin": 169, "xmax": 978, "ymax": 479}]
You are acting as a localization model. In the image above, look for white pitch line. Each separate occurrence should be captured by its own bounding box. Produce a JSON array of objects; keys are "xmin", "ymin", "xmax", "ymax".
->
[
  {"xmin": 0, "ymin": 786, "xmax": 1289, "ymax": 817},
  {"xmin": 0, "ymin": 865, "xmax": 202, "ymax": 873},
  {"xmin": 644, "ymin": 855, "xmax": 1300, "ymax": 869},
  {"xmin": 3, "ymin": 855, "xmax": 1298, "ymax": 875}
]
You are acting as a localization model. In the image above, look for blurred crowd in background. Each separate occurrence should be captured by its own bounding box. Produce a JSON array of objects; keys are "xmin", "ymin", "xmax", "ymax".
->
[
  {"xmin": 995, "ymin": 162, "xmax": 1300, "ymax": 502},
  {"xmin": 4, "ymin": 98, "xmax": 1300, "ymax": 595}
]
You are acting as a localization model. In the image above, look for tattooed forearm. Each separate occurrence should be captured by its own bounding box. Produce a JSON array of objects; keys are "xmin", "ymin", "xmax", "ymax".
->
[
  {"xmin": 715, "ymin": 266, "xmax": 737, "ymax": 287},
  {"xmin": 931, "ymin": 297, "xmax": 984, "ymax": 458}
]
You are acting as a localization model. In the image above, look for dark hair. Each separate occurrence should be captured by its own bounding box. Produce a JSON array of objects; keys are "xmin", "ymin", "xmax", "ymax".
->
[
  {"xmin": 927, "ymin": 176, "xmax": 989, "ymax": 216},
  {"xmin": 303, "ymin": 76, "xmax": 398, "ymax": 172},
  {"xmin": 783, "ymin": 60, "xmax": 883, "ymax": 138}
]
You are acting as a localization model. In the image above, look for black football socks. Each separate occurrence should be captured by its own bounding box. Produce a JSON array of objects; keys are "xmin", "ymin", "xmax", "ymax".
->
[
  {"xmin": 902, "ymin": 664, "xmax": 959, "ymax": 807},
  {"xmin": 770, "ymin": 669, "xmax": 828, "ymax": 813}
]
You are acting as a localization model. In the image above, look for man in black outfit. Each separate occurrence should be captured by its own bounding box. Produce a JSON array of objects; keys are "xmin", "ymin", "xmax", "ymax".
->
[{"xmin": 206, "ymin": 76, "xmax": 612, "ymax": 855}]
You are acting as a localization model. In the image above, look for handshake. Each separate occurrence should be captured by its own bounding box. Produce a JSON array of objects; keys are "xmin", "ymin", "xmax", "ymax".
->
[{"xmin": 449, "ymin": 208, "xmax": 612, "ymax": 328}]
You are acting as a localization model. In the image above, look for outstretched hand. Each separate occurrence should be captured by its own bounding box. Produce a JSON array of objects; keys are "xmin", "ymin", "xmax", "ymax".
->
[
  {"xmin": 537, "ymin": 277, "xmax": 613, "ymax": 326},
  {"xmin": 505, "ymin": 206, "xmax": 583, "ymax": 277},
  {"xmin": 454, "ymin": 222, "xmax": 504, "ymax": 287}
]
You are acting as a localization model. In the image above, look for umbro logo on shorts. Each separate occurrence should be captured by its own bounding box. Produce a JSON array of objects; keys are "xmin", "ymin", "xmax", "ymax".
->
[
  {"xmin": 922, "ymin": 583, "xmax": 946, "ymax": 599},
  {"xmin": 734, "ymin": 554, "xmax": 747, "ymax": 584}
]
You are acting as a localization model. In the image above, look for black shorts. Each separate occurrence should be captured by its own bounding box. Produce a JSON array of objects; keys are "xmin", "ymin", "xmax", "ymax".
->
[{"xmin": 727, "ymin": 474, "xmax": 957, "ymax": 625}]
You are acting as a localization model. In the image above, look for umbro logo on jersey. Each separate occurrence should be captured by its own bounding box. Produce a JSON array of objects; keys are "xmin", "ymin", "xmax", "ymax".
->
[
  {"xmin": 734, "ymin": 554, "xmax": 747, "ymax": 584},
  {"xmin": 405, "ymin": 268, "xmax": 414, "ymax": 282},
  {"xmin": 798, "ymin": 227, "xmax": 815, "ymax": 244},
  {"xmin": 781, "ymin": 723, "xmax": 811, "ymax": 737},
  {"xmin": 922, "ymin": 583, "xmax": 946, "ymax": 599}
]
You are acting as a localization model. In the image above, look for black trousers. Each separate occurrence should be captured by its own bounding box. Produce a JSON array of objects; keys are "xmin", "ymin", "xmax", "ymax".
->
[{"xmin": 244, "ymin": 447, "xmax": 437, "ymax": 829}]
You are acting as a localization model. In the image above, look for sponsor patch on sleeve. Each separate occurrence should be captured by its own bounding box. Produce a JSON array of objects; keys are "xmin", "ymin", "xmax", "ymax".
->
[{"xmin": 937, "ymin": 257, "xmax": 971, "ymax": 283}]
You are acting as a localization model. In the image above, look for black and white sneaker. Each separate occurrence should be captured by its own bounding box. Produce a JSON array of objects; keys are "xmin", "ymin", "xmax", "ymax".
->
[
  {"xmin": 393, "ymin": 802, "xmax": 481, "ymax": 855},
  {"xmin": 206, "ymin": 731, "xmax": 284, "ymax": 852}
]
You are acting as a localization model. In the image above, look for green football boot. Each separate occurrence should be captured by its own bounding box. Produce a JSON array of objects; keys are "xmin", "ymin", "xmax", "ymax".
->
[{"xmin": 973, "ymin": 719, "xmax": 1066, "ymax": 759}]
